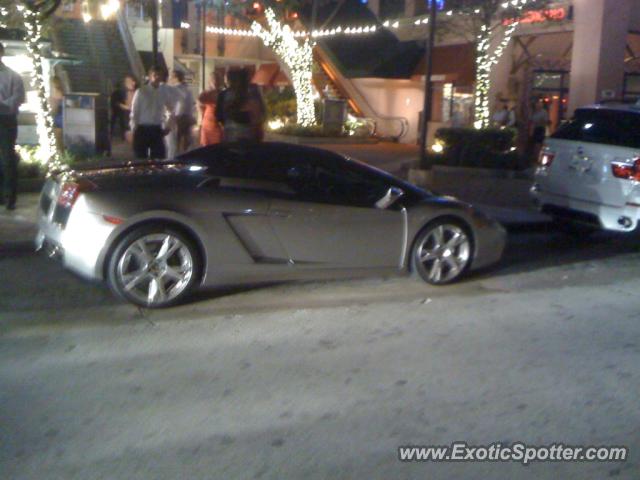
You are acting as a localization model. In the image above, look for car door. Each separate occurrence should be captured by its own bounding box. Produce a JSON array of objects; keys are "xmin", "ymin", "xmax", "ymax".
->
[
  {"xmin": 194, "ymin": 146, "xmax": 290, "ymax": 266},
  {"xmin": 267, "ymin": 151, "xmax": 406, "ymax": 269}
]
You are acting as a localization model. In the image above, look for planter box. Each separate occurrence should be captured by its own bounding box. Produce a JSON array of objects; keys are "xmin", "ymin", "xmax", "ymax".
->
[
  {"xmin": 407, "ymin": 168, "xmax": 434, "ymax": 187},
  {"xmin": 266, "ymin": 132, "xmax": 379, "ymax": 145},
  {"xmin": 431, "ymin": 165, "xmax": 534, "ymax": 180},
  {"xmin": 18, "ymin": 177, "xmax": 45, "ymax": 193}
]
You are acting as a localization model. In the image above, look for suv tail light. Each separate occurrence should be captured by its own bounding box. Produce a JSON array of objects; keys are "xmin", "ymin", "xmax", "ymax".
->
[
  {"xmin": 538, "ymin": 151, "xmax": 555, "ymax": 168},
  {"xmin": 57, "ymin": 180, "xmax": 96, "ymax": 208},
  {"xmin": 611, "ymin": 157, "xmax": 640, "ymax": 181}
]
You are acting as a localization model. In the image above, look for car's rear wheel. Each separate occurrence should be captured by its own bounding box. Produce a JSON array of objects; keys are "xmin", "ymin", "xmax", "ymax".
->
[
  {"xmin": 107, "ymin": 225, "xmax": 201, "ymax": 308},
  {"xmin": 412, "ymin": 220, "xmax": 473, "ymax": 285}
]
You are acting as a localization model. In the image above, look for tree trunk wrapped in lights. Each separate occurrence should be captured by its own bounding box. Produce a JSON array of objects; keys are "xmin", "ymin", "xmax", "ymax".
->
[
  {"xmin": 443, "ymin": 0, "xmax": 548, "ymax": 129},
  {"xmin": 251, "ymin": 8, "xmax": 316, "ymax": 127},
  {"xmin": 19, "ymin": 5, "xmax": 63, "ymax": 172},
  {"xmin": 2, "ymin": 0, "xmax": 63, "ymax": 173},
  {"xmin": 474, "ymin": 19, "xmax": 520, "ymax": 129}
]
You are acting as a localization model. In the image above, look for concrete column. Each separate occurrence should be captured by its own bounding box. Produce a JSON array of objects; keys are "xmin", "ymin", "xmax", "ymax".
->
[
  {"xmin": 568, "ymin": 0, "xmax": 632, "ymax": 114},
  {"xmin": 404, "ymin": 0, "xmax": 418, "ymax": 18},
  {"xmin": 367, "ymin": 0, "xmax": 381, "ymax": 17},
  {"xmin": 489, "ymin": 39, "xmax": 515, "ymax": 104}
]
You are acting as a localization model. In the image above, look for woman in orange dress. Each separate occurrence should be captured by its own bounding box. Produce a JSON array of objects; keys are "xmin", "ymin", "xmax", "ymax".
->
[{"xmin": 198, "ymin": 72, "xmax": 223, "ymax": 146}]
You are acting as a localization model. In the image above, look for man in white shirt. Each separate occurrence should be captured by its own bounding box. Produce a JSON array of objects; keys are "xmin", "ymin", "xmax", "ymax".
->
[
  {"xmin": 0, "ymin": 42, "xmax": 26, "ymax": 210},
  {"xmin": 130, "ymin": 66, "xmax": 176, "ymax": 159},
  {"xmin": 170, "ymin": 70, "xmax": 195, "ymax": 154}
]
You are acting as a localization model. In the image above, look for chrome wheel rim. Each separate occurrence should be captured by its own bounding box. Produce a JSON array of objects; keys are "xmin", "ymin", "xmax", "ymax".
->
[
  {"xmin": 117, "ymin": 233, "xmax": 194, "ymax": 306},
  {"xmin": 416, "ymin": 224, "xmax": 470, "ymax": 283}
]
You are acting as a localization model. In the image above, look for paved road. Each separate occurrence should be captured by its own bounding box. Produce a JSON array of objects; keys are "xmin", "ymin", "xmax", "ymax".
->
[{"xmin": 2, "ymin": 196, "xmax": 640, "ymax": 479}]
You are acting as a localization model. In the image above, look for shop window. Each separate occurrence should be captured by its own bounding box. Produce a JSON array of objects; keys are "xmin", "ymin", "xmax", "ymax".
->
[
  {"xmin": 532, "ymin": 70, "xmax": 570, "ymax": 133},
  {"xmin": 623, "ymin": 73, "xmax": 640, "ymax": 102}
]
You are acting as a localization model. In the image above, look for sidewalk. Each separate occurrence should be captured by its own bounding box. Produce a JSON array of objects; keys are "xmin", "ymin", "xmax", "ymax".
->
[{"xmin": 0, "ymin": 196, "xmax": 38, "ymax": 254}]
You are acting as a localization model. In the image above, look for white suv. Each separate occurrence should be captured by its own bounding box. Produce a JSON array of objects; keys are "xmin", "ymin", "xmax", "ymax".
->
[{"xmin": 532, "ymin": 104, "xmax": 640, "ymax": 232}]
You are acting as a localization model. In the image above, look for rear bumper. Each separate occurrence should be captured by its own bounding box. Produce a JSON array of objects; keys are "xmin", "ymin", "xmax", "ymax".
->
[
  {"xmin": 531, "ymin": 189, "xmax": 639, "ymax": 232},
  {"xmin": 35, "ymin": 196, "xmax": 117, "ymax": 280}
]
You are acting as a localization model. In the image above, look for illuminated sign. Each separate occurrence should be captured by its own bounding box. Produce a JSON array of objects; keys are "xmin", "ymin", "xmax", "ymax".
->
[{"xmin": 503, "ymin": 7, "xmax": 568, "ymax": 26}]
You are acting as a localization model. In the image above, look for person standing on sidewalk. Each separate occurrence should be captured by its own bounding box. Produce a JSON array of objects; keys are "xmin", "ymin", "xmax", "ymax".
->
[
  {"xmin": 170, "ymin": 70, "xmax": 195, "ymax": 155},
  {"xmin": 198, "ymin": 71, "xmax": 223, "ymax": 146},
  {"xmin": 216, "ymin": 67, "xmax": 265, "ymax": 143},
  {"xmin": 0, "ymin": 42, "xmax": 26, "ymax": 211},
  {"xmin": 111, "ymin": 75, "xmax": 138, "ymax": 142},
  {"xmin": 130, "ymin": 66, "xmax": 176, "ymax": 160}
]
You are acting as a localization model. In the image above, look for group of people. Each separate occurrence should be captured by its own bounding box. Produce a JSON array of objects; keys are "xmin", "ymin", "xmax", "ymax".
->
[
  {"xmin": 112, "ymin": 65, "xmax": 265, "ymax": 161},
  {"xmin": 492, "ymin": 98, "xmax": 551, "ymax": 159}
]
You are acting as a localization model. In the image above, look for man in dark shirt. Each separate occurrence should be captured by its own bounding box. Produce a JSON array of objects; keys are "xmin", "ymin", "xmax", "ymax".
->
[{"xmin": 0, "ymin": 42, "xmax": 26, "ymax": 210}]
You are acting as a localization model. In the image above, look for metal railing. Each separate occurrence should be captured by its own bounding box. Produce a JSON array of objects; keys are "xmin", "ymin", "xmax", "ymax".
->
[
  {"xmin": 315, "ymin": 46, "xmax": 409, "ymax": 141},
  {"xmin": 116, "ymin": 9, "xmax": 146, "ymax": 82}
]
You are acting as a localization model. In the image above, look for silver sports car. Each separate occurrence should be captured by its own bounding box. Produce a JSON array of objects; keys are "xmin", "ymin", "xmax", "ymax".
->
[{"xmin": 36, "ymin": 142, "xmax": 506, "ymax": 308}]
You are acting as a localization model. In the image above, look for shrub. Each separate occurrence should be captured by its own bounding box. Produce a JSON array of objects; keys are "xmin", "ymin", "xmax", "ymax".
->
[
  {"xmin": 264, "ymin": 87, "xmax": 296, "ymax": 120},
  {"xmin": 424, "ymin": 127, "xmax": 526, "ymax": 170}
]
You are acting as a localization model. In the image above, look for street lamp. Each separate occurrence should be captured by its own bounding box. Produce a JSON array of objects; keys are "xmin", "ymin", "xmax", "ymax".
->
[
  {"xmin": 419, "ymin": 0, "xmax": 438, "ymax": 169},
  {"xmin": 150, "ymin": 0, "xmax": 159, "ymax": 68}
]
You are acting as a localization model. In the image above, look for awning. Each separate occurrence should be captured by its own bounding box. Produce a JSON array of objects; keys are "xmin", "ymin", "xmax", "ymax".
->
[{"xmin": 414, "ymin": 43, "xmax": 476, "ymax": 86}]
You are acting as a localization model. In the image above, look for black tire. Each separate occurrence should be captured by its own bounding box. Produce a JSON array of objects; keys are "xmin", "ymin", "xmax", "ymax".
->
[
  {"xmin": 107, "ymin": 224, "xmax": 201, "ymax": 308},
  {"xmin": 411, "ymin": 219, "xmax": 474, "ymax": 285}
]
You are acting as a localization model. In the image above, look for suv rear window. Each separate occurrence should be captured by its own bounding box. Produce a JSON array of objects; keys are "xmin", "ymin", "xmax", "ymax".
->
[{"xmin": 552, "ymin": 108, "xmax": 640, "ymax": 149}]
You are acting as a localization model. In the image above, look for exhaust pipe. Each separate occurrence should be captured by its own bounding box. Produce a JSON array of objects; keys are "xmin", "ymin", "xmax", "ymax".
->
[{"xmin": 618, "ymin": 216, "xmax": 632, "ymax": 229}]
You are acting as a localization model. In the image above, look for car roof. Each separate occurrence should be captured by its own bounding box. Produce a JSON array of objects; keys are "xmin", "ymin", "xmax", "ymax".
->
[
  {"xmin": 177, "ymin": 141, "xmax": 344, "ymax": 160},
  {"xmin": 577, "ymin": 102, "xmax": 640, "ymax": 114}
]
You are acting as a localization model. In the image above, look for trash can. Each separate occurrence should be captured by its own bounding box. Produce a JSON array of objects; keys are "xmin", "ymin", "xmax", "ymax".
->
[
  {"xmin": 63, "ymin": 93, "xmax": 110, "ymax": 158},
  {"xmin": 323, "ymin": 98, "xmax": 346, "ymax": 135}
]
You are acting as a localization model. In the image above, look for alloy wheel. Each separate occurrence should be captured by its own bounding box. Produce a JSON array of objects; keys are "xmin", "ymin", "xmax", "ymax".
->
[
  {"xmin": 414, "ymin": 223, "xmax": 471, "ymax": 284},
  {"xmin": 116, "ymin": 233, "xmax": 194, "ymax": 306}
]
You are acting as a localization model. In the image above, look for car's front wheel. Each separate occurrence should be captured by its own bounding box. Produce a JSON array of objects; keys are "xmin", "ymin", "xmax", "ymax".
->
[
  {"xmin": 107, "ymin": 225, "xmax": 201, "ymax": 308},
  {"xmin": 411, "ymin": 220, "xmax": 473, "ymax": 285}
]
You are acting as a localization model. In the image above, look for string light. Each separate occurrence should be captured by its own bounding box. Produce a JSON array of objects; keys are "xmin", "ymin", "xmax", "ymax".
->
[
  {"xmin": 0, "ymin": 7, "xmax": 8, "ymax": 28},
  {"xmin": 473, "ymin": 0, "xmax": 534, "ymax": 128},
  {"xmin": 99, "ymin": 0, "xmax": 120, "ymax": 20},
  {"xmin": 9, "ymin": 4, "xmax": 64, "ymax": 173},
  {"xmin": 204, "ymin": 23, "xmax": 376, "ymax": 38},
  {"xmin": 81, "ymin": 1, "xmax": 92, "ymax": 23},
  {"xmin": 251, "ymin": 8, "xmax": 316, "ymax": 126}
]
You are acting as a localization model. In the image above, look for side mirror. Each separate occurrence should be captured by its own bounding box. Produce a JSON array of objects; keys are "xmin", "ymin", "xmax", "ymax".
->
[{"xmin": 375, "ymin": 186, "xmax": 404, "ymax": 209}]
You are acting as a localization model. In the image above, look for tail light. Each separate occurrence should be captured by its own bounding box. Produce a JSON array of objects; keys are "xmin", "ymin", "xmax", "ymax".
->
[
  {"xmin": 57, "ymin": 180, "xmax": 96, "ymax": 208},
  {"xmin": 538, "ymin": 151, "xmax": 555, "ymax": 168},
  {"xmin": 611, "ymin": 157, "xmax": 640, "ymax": 181}
]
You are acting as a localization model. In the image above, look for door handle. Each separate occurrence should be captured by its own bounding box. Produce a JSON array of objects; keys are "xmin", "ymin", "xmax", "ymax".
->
[{"xmin": 270, "ymin": 210, "xmax": 292, "ymax": 218}]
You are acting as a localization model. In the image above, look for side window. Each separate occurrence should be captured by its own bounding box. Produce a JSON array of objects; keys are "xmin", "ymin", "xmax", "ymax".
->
[
  {"xmin": 286, "ymin": 159, "xmax": 389, "ymax": 208},
  {"xmin": 552, "ymin": 118, "xmax": 583, "ymax": 141},
  {"xmin": 553, "ymin": 110, "xmax": 640, "ymax": 149},
  {"xmin": 196, "ymin": 147, "xmax": 293, "ymax": 195}
]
